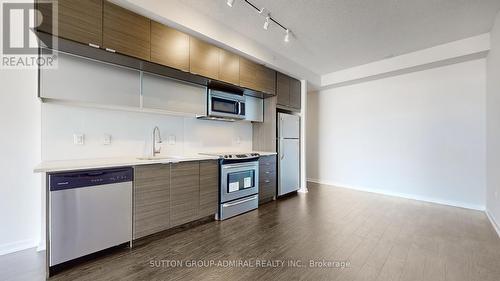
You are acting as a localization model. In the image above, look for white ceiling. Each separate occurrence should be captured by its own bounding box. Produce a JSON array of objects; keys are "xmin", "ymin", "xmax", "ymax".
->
[{"xmin": 180, "ymin": 0, "xmax": 500, "ymax": 75}]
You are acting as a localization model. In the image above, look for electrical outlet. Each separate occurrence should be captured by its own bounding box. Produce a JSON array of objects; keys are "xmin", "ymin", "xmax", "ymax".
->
[
  {"xmin": 168, "ymin": 135, "xmax": 176, "ymax": 145},
  {"xmin": 236, "ymin": 136, "xmax": 241, "ymax": 144},
  {"xmin": 73, "ymin": 134, "xmax": 85, "ymax": 145},
  {"xmin": 103, "ymin": 134, "xmax": 112, "ymax": 145}
]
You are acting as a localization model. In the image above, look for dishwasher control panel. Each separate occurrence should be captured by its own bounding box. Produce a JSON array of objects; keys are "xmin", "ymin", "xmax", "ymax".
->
[{"xmin": 49, "ymin": 167, "xmax": 133, "ymax": 191}]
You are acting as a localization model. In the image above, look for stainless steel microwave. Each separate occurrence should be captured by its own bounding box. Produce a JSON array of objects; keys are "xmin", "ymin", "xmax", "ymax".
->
[{"xmin": 205, "ymin": 89, "xmax": 246, "ymax": 120}]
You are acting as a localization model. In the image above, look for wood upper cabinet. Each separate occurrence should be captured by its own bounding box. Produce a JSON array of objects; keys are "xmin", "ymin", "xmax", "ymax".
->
[
  {"xmin": 258, "ymin": 66, "xmax": 276, "ymax": 95},
  {"xmin": 218, "ymin": 49, "xmax": 240, "ymax": 85},
  {"xmin": 189, "ymin": 37, "xmax": 220, "ymax": 80},
  {"xmin": 277, "ymin": 72, "xmax": 290, "ymax": 106},
  {"xmin": 199, "ymin": 160, "xmax": 219, "ymax": 217},
  {"xmin": 37, "ymin": 0, "xmax": 103, "ymax": 47},
  {"xmin": 133, "ymin": 164, "xmax": 170, "ymax": 239},
  {"xmin": 239, "ymin": 57, "xmax": 276, "ymax": 95},
  {"xmin": 289, "ymin": 78, "xmax": 301, "ymax": 109},
  {"xmin": 239, "ymin": 57, "xmax": 260, "ymax": 90},
  {"xmin": 150, "ymin": 21, "xmax": 190, "ymax": 72},
  {"xmin": 103, "ymin": 1, "xmax": 151, "ymax": 60},
  {"xmin": 277, "ymin": 72, "xmax": 301, "ymax": 110},
  {"xmin": 170, "ymin": 161, "xmax": 200, "ymax": 227}
]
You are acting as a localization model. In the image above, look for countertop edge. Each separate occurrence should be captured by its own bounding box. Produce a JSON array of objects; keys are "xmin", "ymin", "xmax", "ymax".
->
[{"xmin": 34, "ymin": 152, "xmax": 278, "ymax": 173}]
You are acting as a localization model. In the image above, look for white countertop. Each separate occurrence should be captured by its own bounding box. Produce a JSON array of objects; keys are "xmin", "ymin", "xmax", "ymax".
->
[{"xmin": 34, "ymin": 151, "xmax": 277, "ymax": 173}]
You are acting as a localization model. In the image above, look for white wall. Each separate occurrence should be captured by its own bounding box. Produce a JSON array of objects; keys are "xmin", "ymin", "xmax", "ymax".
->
[
  {"xmin": 0, "ymin": 0, "xmax": 42, "ymax": 255},
  {"xmin": 486, "ymin": 11, "xmax": 500, "ymax": 234},
  {"xmin": 308, "ymin": 59, "xmax": 487, "ymax": 210},
  {"xmin": 41, "ymin": 103, "xmax": 253, "ymax": 161}
]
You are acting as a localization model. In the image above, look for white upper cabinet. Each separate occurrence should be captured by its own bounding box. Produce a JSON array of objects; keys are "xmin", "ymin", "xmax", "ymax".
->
[
  {"xmin": 142, "ymin": 73, "xmax": 206, "ymax": 116},
  {"xmin": 40, "ymin": 52, "xmax": 141, "ymax": 107},
  {"xmin": 245, "ymin": 96, "xmax": 264, "ymax": 122}
]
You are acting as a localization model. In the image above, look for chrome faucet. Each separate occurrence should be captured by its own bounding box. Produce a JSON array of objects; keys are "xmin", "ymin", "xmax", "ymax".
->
[{"xmin": 152, "ymin": 126, "xmax": 162, "ymax": 157}]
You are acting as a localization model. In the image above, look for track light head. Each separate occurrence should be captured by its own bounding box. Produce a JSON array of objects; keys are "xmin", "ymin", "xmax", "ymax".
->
[
  {"xmin": 284, "ymin": 29, "xmax": 290, "ymax": 42},
  {"xmin": 227, "ymin": 0, "xmax": 235, "ymax": 7},
  {"xmin": 263, "ymin": 16, "xmax": 270, "ymax": 30}
]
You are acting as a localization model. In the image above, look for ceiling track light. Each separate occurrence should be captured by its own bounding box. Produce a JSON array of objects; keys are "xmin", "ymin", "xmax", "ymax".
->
[
  {"xmin": 227, "ymin": 0, "xmax": 292, "ymax": 42},
  {"xmin": 284, "ymin": 29, "xmax": 290, "ymax": 42},
  {"xmin": 263, "ymin": 16, "xmax": 270, "ymax": 30}
]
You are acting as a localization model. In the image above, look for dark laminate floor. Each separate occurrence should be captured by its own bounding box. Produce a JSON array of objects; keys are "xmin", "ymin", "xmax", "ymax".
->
[{"xmin": 1, "ymin": 183, "xmax": 500, "ymax": 281}]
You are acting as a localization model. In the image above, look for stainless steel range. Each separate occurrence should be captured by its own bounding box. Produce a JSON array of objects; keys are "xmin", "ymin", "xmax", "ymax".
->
[{"xmin": 201, "ymin": 152, "xmax": 260, "ymax": 220}]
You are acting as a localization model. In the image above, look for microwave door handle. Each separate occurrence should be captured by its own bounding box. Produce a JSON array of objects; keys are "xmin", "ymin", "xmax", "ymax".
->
[{"xmin": 237, "ymin": 101, "xmax": 241, "ymax": 115}]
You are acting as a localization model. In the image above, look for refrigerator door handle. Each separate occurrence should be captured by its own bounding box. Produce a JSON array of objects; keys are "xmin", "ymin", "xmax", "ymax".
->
[{"xmin": 280, "ymin": 138, "xmax": 285, "ymax": 160}]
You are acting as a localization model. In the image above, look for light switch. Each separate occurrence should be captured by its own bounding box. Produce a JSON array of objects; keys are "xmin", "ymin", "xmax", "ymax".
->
[
  {"xmin": 103, "ymin": 134, "xmax": 112, "ymax": 145},
  {"xmin": 73, "ymin": 134, "xmax": 85, "ymax": 145},
  {"xmin": 168, "ymin": 135, "xmax": 176, "ymax": 145}
]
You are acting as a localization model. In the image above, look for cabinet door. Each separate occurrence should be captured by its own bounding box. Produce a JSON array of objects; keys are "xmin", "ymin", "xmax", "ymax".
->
[
  {"xmin": 189, "ymin": 37, "xmax": 219, "ymax": 80},
  {"xmin": 289, "ymin": 78, "xmax": 301, "ymax": 109},
  {"xmin": 239, "ymin": 57, "xmax": 259, "ymax": 90},
  {"xmin": 37, "ymin": 0, "xmax": 103, "ymax": 47},
  {"xmin": 40, "ymin": 52, "xmax": 141, "ymax": 107},
  {"xmin": 199, "ymin": 160, "xmax": 219, "ymax": 218},
  {"xmin": 258, "ymin": 66, "xmax": 276, "ymax": 95},
  {"xmin": 151, "ymin": 21, "xmax": 190, "ymax": 72},
  {"xmin": 133, "ymin": 164, "xmax": 170, "ymax": 239},
  {"xmin": 259, "ymin": 155, "xmax": 277, "ymax": 203},
  {"xmin": 170, "ymin": 162, "xmax": 200, "ymax": 227},
  {"xmin": 277, "ymin": 72, "xmax": 290, "ymax": 106},
  {"xmin": 103, "ymin": 1, "xmax": 151, "ymax": 60},
  {"xmin": 142, "ymin": 72, "xmax": 206, "ymax": 115},
  {"xmin": 218, "ymin": 49, "xmax": 240, "ymax": 85}
]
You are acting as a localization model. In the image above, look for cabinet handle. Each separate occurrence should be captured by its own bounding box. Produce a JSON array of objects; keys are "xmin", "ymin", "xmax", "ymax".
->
[
  {"xmin": 88, "ymin": 43, "xmax": 100, "ymax": 48},
  {"xmin": 265, "ymin": 180, "xmax": 271, "ymax": 183},
  {"xmin": 106, "ymin": 48, "xmax": 116, "ymax": 53},
  {"xmin": 265, "ymin": 171, "xmax": 270, "ymax": 174}
]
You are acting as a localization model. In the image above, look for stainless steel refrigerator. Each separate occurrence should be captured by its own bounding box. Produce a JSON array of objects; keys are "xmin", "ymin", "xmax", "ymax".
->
[{"xmin": 277, "ymin": 112, "xmax": 300, "ymax": 196}]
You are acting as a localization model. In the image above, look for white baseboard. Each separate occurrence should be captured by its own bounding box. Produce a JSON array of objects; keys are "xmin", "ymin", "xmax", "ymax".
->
[
  {"xmin": 486, "ymin": 210, "xmax": 500, "ymax": 238},
  {"xmin": 0, "ymin": 239, "xmax": 38, "ymax": 256},
  {"xmin": 307, "ymin": 178, "xmax": 485, "ymax": 211}
]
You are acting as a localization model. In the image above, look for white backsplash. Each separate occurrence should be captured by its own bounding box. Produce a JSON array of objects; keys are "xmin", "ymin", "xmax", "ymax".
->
[{"xmin": 41, "ymin": 103, "xmax": 253, "ymax": 161}]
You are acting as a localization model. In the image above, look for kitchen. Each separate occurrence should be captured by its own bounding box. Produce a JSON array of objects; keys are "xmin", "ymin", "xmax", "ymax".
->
[
  {"xmin": 1, "ymin": 0, "xmax": 500, "ymax": 280},
  {"xmin": 30, "ymin": 0, "xmax": 304, "ymax": 277}
]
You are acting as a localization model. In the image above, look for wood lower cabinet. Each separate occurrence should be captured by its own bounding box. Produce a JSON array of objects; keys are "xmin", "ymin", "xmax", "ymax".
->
[
  {"xmin": 133, "ymin": 160, "xmax": 218, "ymax": 240},
  {"xmin": 199, "ymin": 160, "xmax": 219, "ymax": 217},
  {"xmin": 170, "ymin": 161, "xmax": 200, "ymax": 227},
  {"xmin": 189, "ymin": 37, "xmax": 220, "ymax": 80},
  {"xmin": 103, "ymin": 1, "xmax": 151, "ymax": 60},
  {"xmin": 37, "ymin": 0, "xmax": 103, "ymax": 47},
  {"xmin": 151, "ymin": 21, "xmax": 190, "ymax": 72},
  {"xmin": 218, "ymin": 49, "xmax": 240, "ymax": 85},
  {"xmin": 259, "ymin": 155, "xmax": 277, "ymax": 204},
  {"xmin": 133, "ymin": 164, "xmax": 170, "ymax": 239}
]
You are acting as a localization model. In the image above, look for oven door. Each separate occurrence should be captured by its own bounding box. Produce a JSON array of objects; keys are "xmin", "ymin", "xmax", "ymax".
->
[{"xmin": 220, "ymin": 161, "xmax": 259, "ymax": 203}]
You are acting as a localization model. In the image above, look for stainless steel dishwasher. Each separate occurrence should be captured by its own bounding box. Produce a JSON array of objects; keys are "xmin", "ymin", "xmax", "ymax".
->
[{"xmin": 48, "ymin": 167, "xmax": 133, "ymax": 268}]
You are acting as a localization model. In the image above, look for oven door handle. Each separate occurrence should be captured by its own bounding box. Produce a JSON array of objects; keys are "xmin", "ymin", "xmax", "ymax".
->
[
  {"xmin": 222, "ymin": 159, "xmax": 260, "ymax": 168},
  {"xmin": 222, "ymin": 196, "xmax": 257, "ymax": 208}
]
